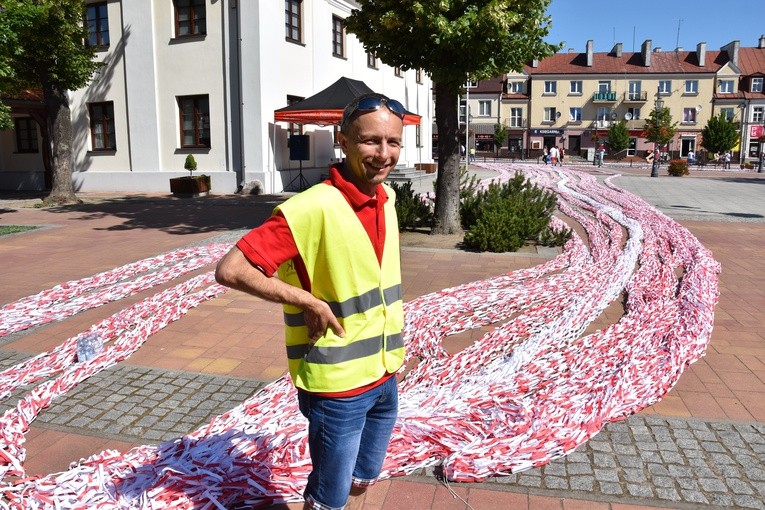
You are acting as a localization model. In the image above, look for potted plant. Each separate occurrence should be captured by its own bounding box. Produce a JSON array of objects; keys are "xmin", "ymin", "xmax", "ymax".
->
[{"xmin": 170, "ymin": 155, "xmax": 211, "ymax": 197}]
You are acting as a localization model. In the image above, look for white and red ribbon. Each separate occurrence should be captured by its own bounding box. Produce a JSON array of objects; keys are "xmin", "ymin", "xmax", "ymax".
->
[{"xmin": 0, "ymin": 165, "xmax": 720, "ymax": 509}]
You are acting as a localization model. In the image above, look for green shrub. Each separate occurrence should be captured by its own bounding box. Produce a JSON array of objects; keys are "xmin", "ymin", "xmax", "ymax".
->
[
  {"xmin": 461, "ymin": 173, "xmax": 571, "ymax": 253},
  {"xmin": 667, "ymin": 159, "xmax": 689, "ymax": 176},
  {"xmin": 390, "ymin": 181, "xmax": 432, "ymax": 230},
  {"xmin": 184, "ymin": 154, "xmax": 198, "ymax": 176},
  {"xmin": 539, "ymin": 224, "xmax": 573, "ymax": 247}
]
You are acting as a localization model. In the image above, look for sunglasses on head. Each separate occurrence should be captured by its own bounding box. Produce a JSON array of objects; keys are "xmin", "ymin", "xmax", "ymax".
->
[{"xmin": 341, "ymin": 96, "xmax": 406, "ymax": 131}]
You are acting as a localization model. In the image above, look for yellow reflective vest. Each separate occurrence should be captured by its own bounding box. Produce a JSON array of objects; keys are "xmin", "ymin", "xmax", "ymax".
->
[{"xmin": 276, "ymin": 183, "xmax": 405, "ymax": 393}]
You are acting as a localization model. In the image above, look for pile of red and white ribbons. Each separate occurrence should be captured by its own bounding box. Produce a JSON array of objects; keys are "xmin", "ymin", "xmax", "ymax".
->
[
  {"xmin": 0, "ymin": 165, "xmax": 720, "ymax": 509},
  {"xmin": 0, "ymin": 244, "xmax": 230, "ymax": 336}
]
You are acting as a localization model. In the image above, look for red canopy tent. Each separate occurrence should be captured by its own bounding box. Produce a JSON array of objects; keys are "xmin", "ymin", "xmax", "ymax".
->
[{"xmin": 274, "ymin": 77, "xmax": 420, "ymax": 126}]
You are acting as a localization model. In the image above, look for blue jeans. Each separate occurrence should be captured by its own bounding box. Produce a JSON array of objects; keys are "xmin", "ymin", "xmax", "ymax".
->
[{"xmin": 298, "ymin": 375, "xmax": 398, "ymax": 509}]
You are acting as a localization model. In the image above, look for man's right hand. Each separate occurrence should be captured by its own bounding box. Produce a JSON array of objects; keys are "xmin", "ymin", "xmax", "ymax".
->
[{"xmin": 304, "ymin": 299, "xmax": 345, "ymax": 344}]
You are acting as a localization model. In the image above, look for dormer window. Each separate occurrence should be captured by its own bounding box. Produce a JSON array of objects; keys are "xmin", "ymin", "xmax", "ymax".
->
[
  {"xmin": 508, "ymin": 81, "xmax": 524, "ymax": 94},
  {"xmin": 718, "ymin": 80, "xmax": 734, "ymax": 94},
  {"xmin": 752, "ymin": 77, "xmax": 764, "ymax": 93}
]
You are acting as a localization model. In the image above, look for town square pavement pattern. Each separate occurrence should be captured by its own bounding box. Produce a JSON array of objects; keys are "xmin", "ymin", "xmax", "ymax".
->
[{"xmin": 0, "ymin": 164, "xmax": 764, "ymax": 509}]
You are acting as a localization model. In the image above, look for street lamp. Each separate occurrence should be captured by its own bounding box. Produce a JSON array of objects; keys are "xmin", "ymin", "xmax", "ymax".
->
[{"xmin": 651, "ymin": 87, "xmax": 664, "ymax": 178}]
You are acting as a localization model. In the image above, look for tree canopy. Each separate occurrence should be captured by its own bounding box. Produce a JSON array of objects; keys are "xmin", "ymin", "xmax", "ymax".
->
[
  {"xmin": 642, "ymin": 107, "xmax": 677, "ymax": 147},
  {"xmin": 606, "ymin": 120, "xmax": 630, "ymax": 155},
  {"xmin": 701, "ymin": 114, "xmax": 740, "ymax": 155},
  {"xmin": 493, "ymin": 123, "xmax": 509, "ymax": 157},
  {"xmin": 345, "ymin": 0, "xmax": 558, "ymax": 234},
  {"xmin": 0, "ymin": 0, "xmax": 103, "ymax": 203}
]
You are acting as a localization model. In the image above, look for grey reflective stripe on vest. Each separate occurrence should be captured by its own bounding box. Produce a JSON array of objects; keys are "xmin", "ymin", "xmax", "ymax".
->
[
  {"xmin": 286, "ymin": 332, "xmax": 404, "ymax": 363},
  {"xmin": 283, "ymin": 284, "xmax": 402, "ymax": 327}
]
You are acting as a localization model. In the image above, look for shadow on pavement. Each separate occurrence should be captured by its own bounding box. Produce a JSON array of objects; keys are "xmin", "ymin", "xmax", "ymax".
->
[{"xmin": 33, "ymin": 194, "xmax": 288, "ymax": 235}]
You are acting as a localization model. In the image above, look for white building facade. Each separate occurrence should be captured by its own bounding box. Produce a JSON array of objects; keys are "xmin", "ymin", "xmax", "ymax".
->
[{"xmin": 0, "ymin": 0, "xmax": 433, "ymax": 194}]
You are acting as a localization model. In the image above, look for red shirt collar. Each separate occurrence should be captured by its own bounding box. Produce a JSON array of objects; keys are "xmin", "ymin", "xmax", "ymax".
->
[{"xmin": 328, "ymin": 163, "xmax": 388, "ymax": 209}]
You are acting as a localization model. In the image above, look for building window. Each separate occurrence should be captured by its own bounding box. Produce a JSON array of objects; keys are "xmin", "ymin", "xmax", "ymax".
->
[
  {"xmin": 684, "ymin": 80, "xmax": 698, "ymax": 94},
  {"xmin": 598, "ymin": 80, "xmax": 611, "ymax": 93},
  {"xmin": 753, "ymin": 106, "xmax": 764, "ymax": 123},
  {"xmin": 285, "ymin": 0, "xmax": 302, "ymax": 43},
  {"xmin": 88, "ymin": 102, "xmax": 116, "ymax": 150},
  {"xmin": 683, "ymin": 108, "xmax": 697, "ymax": 123},
  {"xmin": 174, "ymin": 0, "xmax": 206, "ymax": 37},
  {"xmin": 178, "ymin": 95, "xmax": 210, "ymax": 148},
  {"xmin": 367, "ymin": 51, "xmax": 377, "ymax": 69},
  {"xmin": 752, "ymin": 77, "xmax": 764, "ymax": 93},
  {"xmin": 628, "ymin": 81, "xmax": 642, "ymax": 100},
  {"xmin": 416, "ymin": 69, "xmax": 423, "ymax": 84},
  {"xmin": 569, "ymin": 107, "xmax": 581, "ymax": 122},
  {"xmin": 14, "ymin": 118, "xmax": 38, "ymax": 153},
  {"xmin": 596, "ymin": 107, "xmax": 611, "ymax": 123},
  {"xmin": 627, "ymin": 107, "xmax": 641, "ymax": 120},
  {"xmin": 86, "ymin": 2, "xmax": 109, "ymax": 47},
  {"xmin": 510, "ymin": 107, "xmax": 523, "ymax": 127},
  {"xmin": 718, "ymin": 80, "xmax": 734, "ymax": 93},
  {"xmin": 332, "ymin": 16, "xmax": 344, "ymax": 58},
  {"xmin": 416, "ymin": 125, "xmax": 422, "ymax": 147},
  {"xmin": 394, "ymin": 66, "xmax": 402, "ymax": 77},
  {"xmin": 543, "ymin": 107, "xmax": 557, "ymax": 122},
  {"xmin": 286, "ymin": 95, "xmax": 304, "ymax": 136},
  {"xmin": 465, "ymin": 80, "xmax": 478, "ymax": 88},
  {"xmin": 508, "ymin": 81, "xmax": 524, "ymax": 94},
  {"xmin": 569, "ymin": 81, "xmax": 582, "ymax": 94},
  {"xmin": 544, "ymin": 81, "xmax": 557, "ymax": 95},
  {"xmin": 719, "ymin": 107, "xmax": 734, "ymax": 121},
  {"xmin": 478, "ymin": 100, "xmax": 491, "ymax": 117},
  {"xmin": 659, "ymin": 80, "xmax": 672, "ymax": 94}
]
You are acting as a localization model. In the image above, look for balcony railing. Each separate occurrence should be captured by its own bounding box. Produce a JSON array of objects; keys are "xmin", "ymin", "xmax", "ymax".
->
[
  {"xmin": 623, "ymin": 91, "xmax": 648, "ymax": 102},
  {"xmin": 592, "ymin": 92, "xmax": 617, "ymax": 102},
  {"xmin": 509, "ymin": 118, "xmax": 525, "ymax": 128}
]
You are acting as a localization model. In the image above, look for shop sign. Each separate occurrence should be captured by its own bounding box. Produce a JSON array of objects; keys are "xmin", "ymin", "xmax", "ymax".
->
[{"xmin": 529, "ymin": 128, "xmax": 564, "ymax": 135}]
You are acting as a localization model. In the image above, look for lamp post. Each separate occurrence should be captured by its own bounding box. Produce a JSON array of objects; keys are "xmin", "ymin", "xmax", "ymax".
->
[{"xmin": 651, "ymin": 87, "xmax": 664, "ymax": 178}]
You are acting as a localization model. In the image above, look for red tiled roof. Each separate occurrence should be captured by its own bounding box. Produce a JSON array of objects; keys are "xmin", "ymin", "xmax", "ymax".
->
[
  {"xmin": 471, "ymin": 76, "xmax": 505, "ymax": 93},
  {"xmin": 501, "ymin": 93, "xmax": 528, "ymax": 101},
  {"xmin": 737, "ymin": 47, "xmax": 765, "ymax": 75},
  {"xmin": 1, "ymin": 89, "xmax": 44, "ymax": 103},
  {"xmin": 526, "ymin": 50, "xmax": 724, "ymax": 75}
]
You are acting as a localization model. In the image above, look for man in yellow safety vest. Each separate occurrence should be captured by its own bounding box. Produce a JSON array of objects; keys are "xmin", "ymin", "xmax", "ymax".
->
[{"xmin": 216, "ymin": 93, "xmax": 407, "ymax": 510}]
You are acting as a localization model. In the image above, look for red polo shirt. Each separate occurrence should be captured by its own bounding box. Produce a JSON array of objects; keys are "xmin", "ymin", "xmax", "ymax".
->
[{"xmin": 235, "ymin": 163, "xmax": 394, "ymax": 396}]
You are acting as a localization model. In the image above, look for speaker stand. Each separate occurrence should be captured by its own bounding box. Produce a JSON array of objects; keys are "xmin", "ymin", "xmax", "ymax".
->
[{"xmin": 286, "ymin": 160, "xmax": 310, "ymax": 191}]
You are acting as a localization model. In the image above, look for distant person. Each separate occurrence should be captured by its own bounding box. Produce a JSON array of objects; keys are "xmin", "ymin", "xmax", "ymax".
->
[
  {"xmin": 687, "ymin": 150, "xmax": 696, "ymax": 165},
  {"xmin": 469, "ymin": 146, "xmax": 476, "ymax": 162},
  {"xmin": 549, "ymin": 146, "xmax": 559, "ymax": 166},
  {"xmin": 558, "ymin": 146, "xmax": 565, "ymax": 166},
  {"xmin": 597, "ymin": 146, "xmax": 606, "ymax": 167},
  {"xmin": 723, "ymin": 151, "xmax": 731, "ymax": 169},
  {"xmin": 542, "ymin": 146, "xmax": 549, "ymax": 165}
]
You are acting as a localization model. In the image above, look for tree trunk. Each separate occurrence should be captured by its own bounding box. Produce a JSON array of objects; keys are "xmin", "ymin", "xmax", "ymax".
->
[
  {"xmin": 431, "ymin": 82, "xmax": 462, "ymax": 235},
  {"xmin": 43, "ymin": 85, "xmax": 78, "ymax": 205}
]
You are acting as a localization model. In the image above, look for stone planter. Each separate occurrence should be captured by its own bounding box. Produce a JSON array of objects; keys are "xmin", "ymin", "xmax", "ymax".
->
[
  {"xmin": 170, "ymin": 175, "xmax": 211, "ymax": 197},
  {"xmin": 415, "ymin": 163, "xmax": 437, "ymax": 174}
]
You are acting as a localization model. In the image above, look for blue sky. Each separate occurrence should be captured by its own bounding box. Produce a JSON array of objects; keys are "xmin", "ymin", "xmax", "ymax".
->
[{"xmin": 545, "ymin": 0, "xmax": 764, "ymax": 54}]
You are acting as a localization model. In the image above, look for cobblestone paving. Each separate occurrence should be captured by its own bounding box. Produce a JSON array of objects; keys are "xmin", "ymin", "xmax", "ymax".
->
[
  {"xmin": 485, "ymin": 415, "xmax": 765, "ymax": 509},
  {"xmin": 0, "ymin": 350, "xmax": 264, "ymax": 443},
  {"xmin": 4, "ymin": 341, "xmax": 763, "ymax": 509}
]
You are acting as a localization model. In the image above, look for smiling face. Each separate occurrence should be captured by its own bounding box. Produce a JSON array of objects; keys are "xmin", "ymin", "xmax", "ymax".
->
[{"xmin": 337, "ymin": 108, "xmax": 403, "ymax": 197}]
